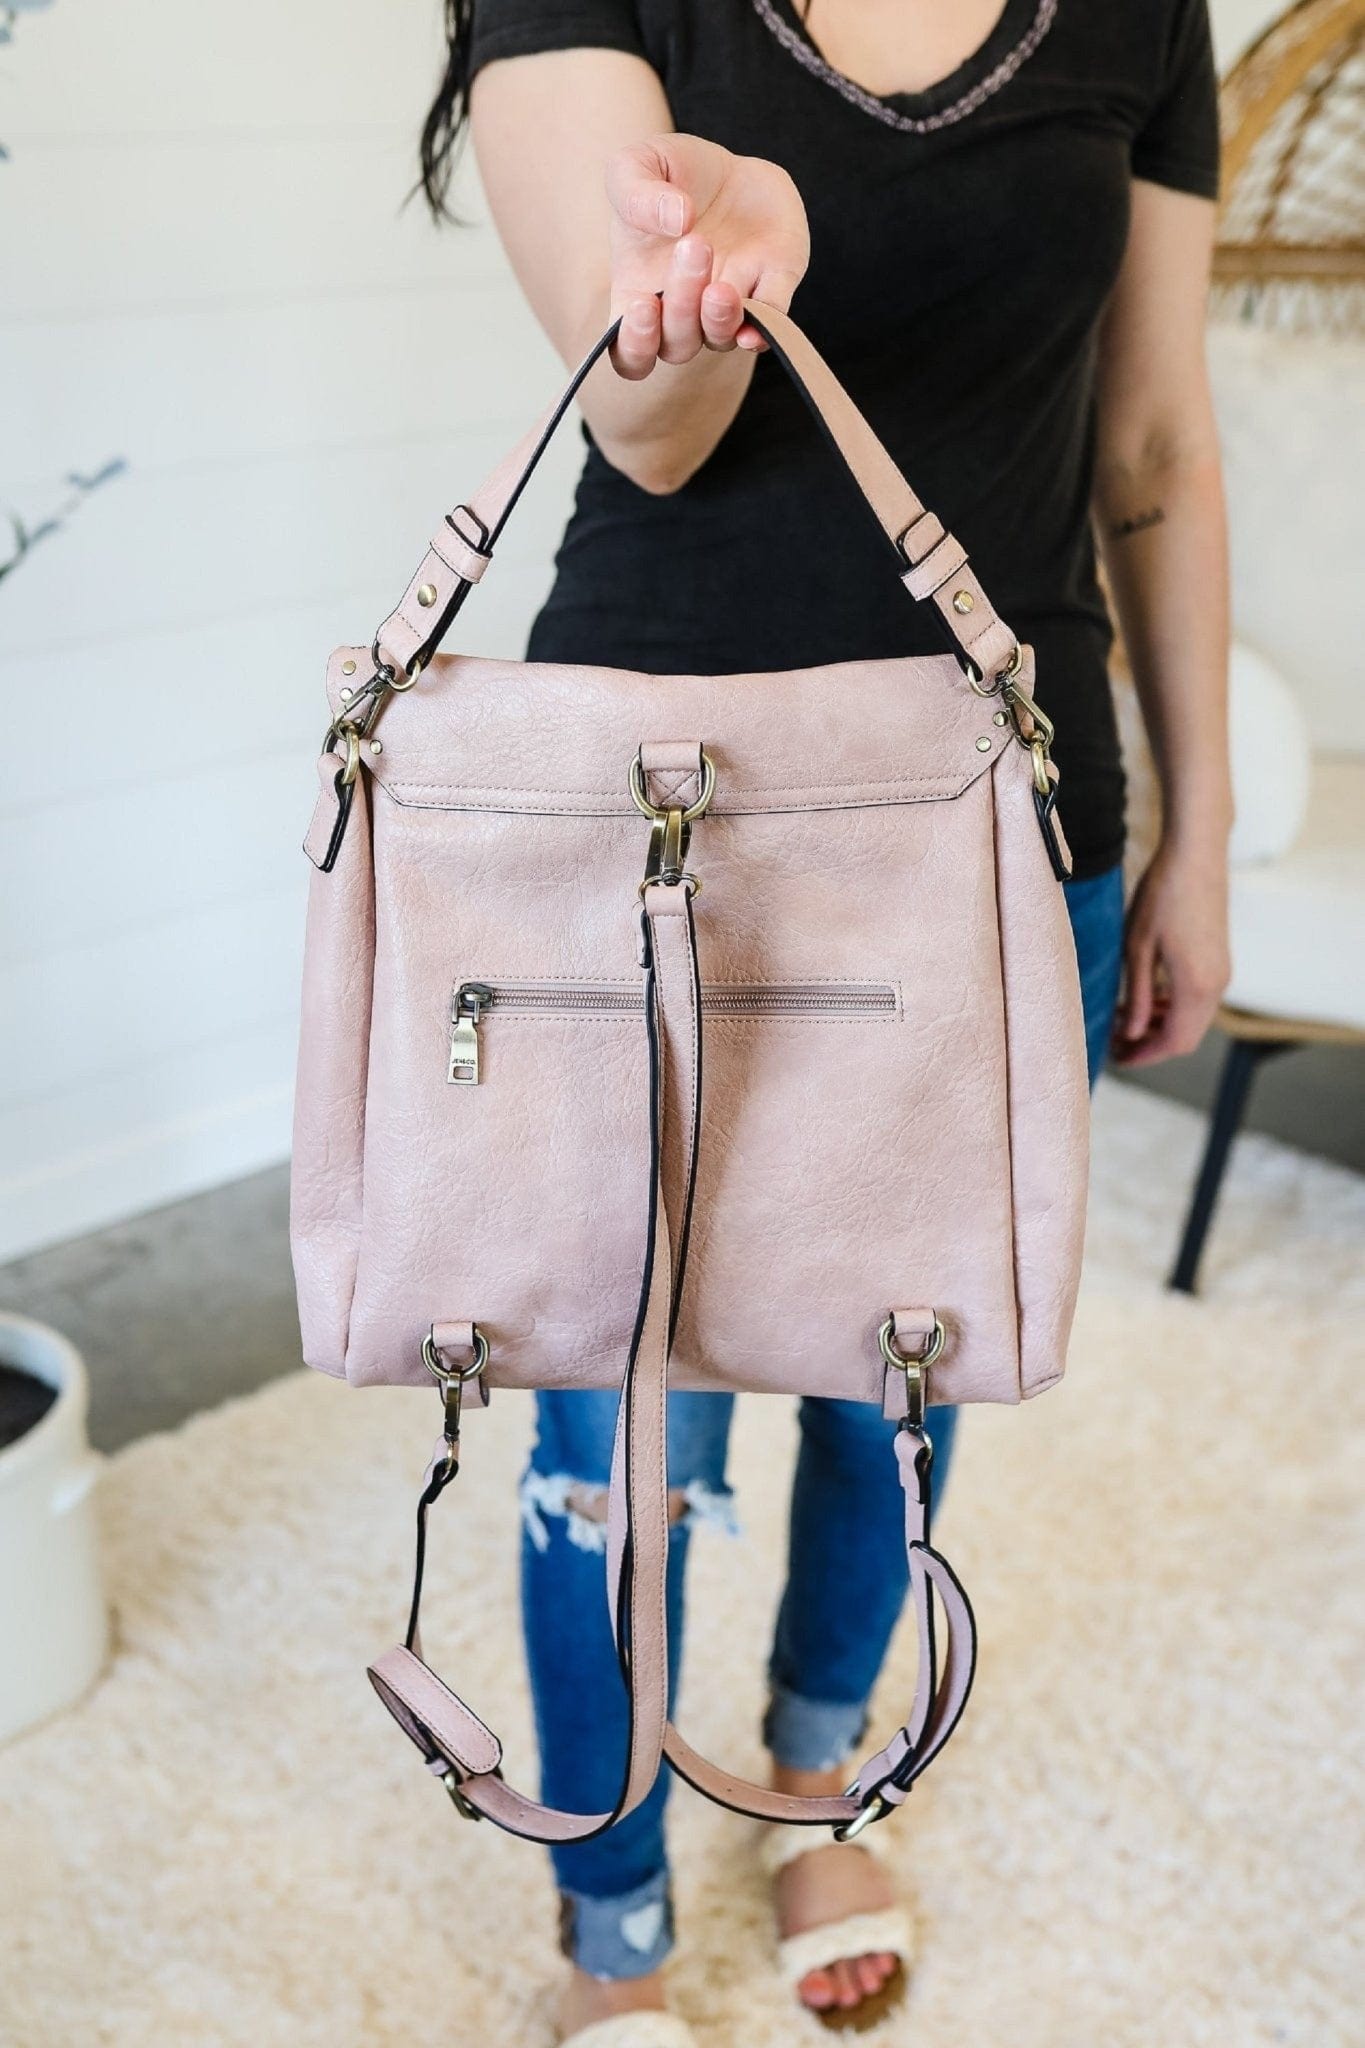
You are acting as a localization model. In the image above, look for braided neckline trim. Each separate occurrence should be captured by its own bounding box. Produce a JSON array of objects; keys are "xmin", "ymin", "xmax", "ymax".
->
[{"xmin": 750, "ymin": 0, "xmax": 1059, "ymax": 136}]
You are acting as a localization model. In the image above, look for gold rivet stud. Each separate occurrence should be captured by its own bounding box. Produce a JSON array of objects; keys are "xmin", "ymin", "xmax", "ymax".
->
[
  {"xmin": 952, "ymin": 589, "xmax": 975, "ymax": 615},
  {"xmin": 976, "ymin": 735, "xmax": 993, "ymax": 752},
  {"xmin": 339, "ymin": 687, "xmax": 353, "ymax": 704},
  {"xmin": 993, "ymin": 710, "xmax": 1008, "ymax": 726},
  {"xmin": 417, "ymin": 582, "xmax": 438, "ymax": 608},
  {"xmin": 369, "ymin": 739, "xmax": 383, "ymax": 756},
  {"xmin": 341, "ymin": 658, "xmax": 357, "ymax": 675}
]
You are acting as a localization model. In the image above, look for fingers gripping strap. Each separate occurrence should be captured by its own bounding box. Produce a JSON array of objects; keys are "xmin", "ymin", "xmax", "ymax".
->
[{"xmin": 372, "ymin": 302, "xmax": 1018, "ymax": 681}]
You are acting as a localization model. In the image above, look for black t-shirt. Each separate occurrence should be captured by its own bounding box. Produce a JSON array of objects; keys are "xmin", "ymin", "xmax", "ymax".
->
[{"xmin": 468, "ymin": 0, "xmax": 1218, "ymax": 877}]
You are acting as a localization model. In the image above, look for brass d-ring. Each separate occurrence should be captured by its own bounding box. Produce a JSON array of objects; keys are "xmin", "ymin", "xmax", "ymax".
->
[
  {"xmin": 1030, "ymin": 736, "xmax": 1052, "ymax": 796},
  {"xmin": 878, "ymin": 1314, "xmax": 946, "ymax": 1373},
  {"xmin": 325, "ymin": 720, "xmax": 362, "ymax": 787},
  {"xmin": 637, "ymin": 871, "xmax": 702, "ymax": 902},
  {"xmin": 966, "ymin": 641, "xmax": 1025, "ymax": 698},
  {"xmin": 388, "ymin": 653, "xmax": 425, "ymax": 693},
  {"xmin": 629, "ymin": 751, "xmax": 717, "ymax": 823},
  {"xmin": 878, "ymin": 1313, "xmax": 944, "ymax": 1431},
  {"xmin": 422, "ymin": 1325, "xmax": 490, "ymax": 1385}
]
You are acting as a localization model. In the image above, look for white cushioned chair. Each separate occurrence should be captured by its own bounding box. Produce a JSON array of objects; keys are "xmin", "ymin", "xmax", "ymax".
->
[{"xmin": 1169, "ymin": 324, "xmax": 1365, "ymax": 1291}]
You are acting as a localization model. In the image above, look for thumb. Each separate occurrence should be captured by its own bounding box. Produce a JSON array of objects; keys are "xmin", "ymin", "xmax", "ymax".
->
[
  {"xmin": 748, "ymin": 261, "xmax": 805, "ymax": 317},
  {"xmin": 722, "ymin": 258, "xmax": 805, "ymax": 352},
  {"xmin": 1119, "ymin": 928, "xmax": 1157, "ymax": 1043},
  {"xmin": 605, "ymin": 141, "xmax": 692, "ymax": 239}
]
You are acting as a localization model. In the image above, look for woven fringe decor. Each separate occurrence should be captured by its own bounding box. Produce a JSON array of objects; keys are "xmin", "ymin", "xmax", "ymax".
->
[{"xmin": 1213, "ymin": 0, "xmax": 1365, "ymax": 335}]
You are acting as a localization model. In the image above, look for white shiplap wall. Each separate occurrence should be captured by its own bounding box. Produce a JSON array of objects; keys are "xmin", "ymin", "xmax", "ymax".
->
[
  {"xmin": 0, "ymin": 0, "xmax": 1280, "ymax": 1260},
  {"xmin": 0, "ymin": 0, "xmax": 581, "ymax": 1260}
]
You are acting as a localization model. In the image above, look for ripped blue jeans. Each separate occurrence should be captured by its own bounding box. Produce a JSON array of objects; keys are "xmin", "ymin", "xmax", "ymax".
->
[{"xmin": 520, "ymin": 864, "xmax": 1124, "ymax": 1979}]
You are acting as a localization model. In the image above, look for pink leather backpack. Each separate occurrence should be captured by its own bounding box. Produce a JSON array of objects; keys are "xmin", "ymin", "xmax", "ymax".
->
[{"xmin": 290, "ymin": 301, "xmax": 1089, "ymax": 1846}]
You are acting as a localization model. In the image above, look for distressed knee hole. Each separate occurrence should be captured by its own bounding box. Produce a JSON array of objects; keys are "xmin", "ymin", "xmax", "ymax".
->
[{"xmin": 520, "ymin": 1471, "xmax": 738, "ymax": 1552}]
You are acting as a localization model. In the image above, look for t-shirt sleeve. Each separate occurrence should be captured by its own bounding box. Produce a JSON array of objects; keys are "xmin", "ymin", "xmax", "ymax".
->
[
  {"xmin": 467, "ymin": 0, "xmax": 648, "ymax": 82},
  {"xmin": 1130, "ymin": 0, "xmax": 1220, "ymax": 200}
]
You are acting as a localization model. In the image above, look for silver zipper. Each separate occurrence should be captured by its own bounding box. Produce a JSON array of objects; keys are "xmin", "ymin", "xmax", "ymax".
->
[{"xmin": 448, "ymin": 979, "xmax": 897, "ymax": 1085}]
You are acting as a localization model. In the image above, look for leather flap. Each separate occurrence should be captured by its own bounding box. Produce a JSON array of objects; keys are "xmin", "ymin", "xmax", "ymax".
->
[{"xmin": 328, "ymin": 647, "xmax": 1014, "ymax": 817}]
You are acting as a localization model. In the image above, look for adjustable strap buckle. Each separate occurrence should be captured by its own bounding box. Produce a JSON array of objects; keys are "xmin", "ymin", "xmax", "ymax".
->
[
  {"xmin": 439, "ymin": 1767, "xmax": 486, "ymax": 1822},
  {"xmin": 833, "ymin": 1788, "xmax": 893, "ymax": 1843}
]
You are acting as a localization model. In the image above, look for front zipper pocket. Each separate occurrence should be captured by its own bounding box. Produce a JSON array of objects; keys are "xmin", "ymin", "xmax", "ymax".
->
[{"xmin": 447, "ymin": 978, "xmax": 900, "ymax": 1085}]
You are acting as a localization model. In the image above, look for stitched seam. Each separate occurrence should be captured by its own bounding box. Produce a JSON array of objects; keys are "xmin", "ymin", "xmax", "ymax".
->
[
  {"xmin": 432, "ymin": 531, "xmax": 488, "ymax": 582},
  {"xmin": 396, "ymin": 559, "xmax": 454, "ymax": 643},
  {"xmin": 910, "ymin": 536, "xmax": 960, "ymax": 577},
  {"xmin": 646, "ymin": 771, "xmax": 699, "ymax": 805},
  {"xmin": 396, "ymin": 1662, "xmax": 501, "ymax": 1772},
  {"xmin": 898, "ymin": 511, "xmax": 943, "ymax": 563},
  {"xmin": 674, "ymin": 921, "xmax": 699, "ymax": 1266},
  {"xmin": 477, "ymin": 1011, "xmax": 898, "ymax": 1026},
  {"xmin": 907, "ymin": 544, "xmax": 968, "ymax": 598},
  {"xmin": 379, "ymin": 785, "xmax": 982, "ymax": 816},
  {"xmin": 647, "ymin": 923, "xmax": 680, "ymax": 1768},
  {"xmin": 989, "ymin": 768, "xmax": 1027, "ymax": 1403},
  {"xmin": 429, "ymin": 536, "xmax": 469, "ymax": 579},
  {"xmin": 962, "ymin": 608, "xmax": 1007, "ymax": 653},
  {"xmin": 446, "ymin": 973, "xmax": 900, "ymax": 989},
  {"xmin": 382, "ymin": 773, "xmax": 970, "ymax": 799}
]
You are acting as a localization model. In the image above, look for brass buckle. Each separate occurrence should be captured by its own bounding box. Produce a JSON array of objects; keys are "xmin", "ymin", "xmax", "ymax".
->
[
  {"xmin": 440, "ymin": 1768, "xmax": 485, "ymax": 1822},
  {"xmin": 878, "ymin": 1313, "xmax": 945, "ymax": 1430},
  {"xmin": 834, "ymin": 1790, "xmax": 892, "ymax": 1843}
]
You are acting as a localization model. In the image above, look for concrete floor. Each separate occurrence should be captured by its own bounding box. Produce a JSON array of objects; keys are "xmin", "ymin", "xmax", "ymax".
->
[
  {"xmin": 0, "ymin": 1164, "xmax": 298, "ymax": 1454},
  {"xmin": 1, "ymin": 1037, "xmax": 1360, "ymax": 1455}
]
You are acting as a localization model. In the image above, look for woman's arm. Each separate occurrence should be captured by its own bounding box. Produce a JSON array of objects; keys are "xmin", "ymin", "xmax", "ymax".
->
[
  {"xmin": 1093, "ymin": 178, "xmax": 1232, "ymax": 1067},
  {"xmin": 470, "ymin": 49, "xmax": 809, "ymax": 494}
]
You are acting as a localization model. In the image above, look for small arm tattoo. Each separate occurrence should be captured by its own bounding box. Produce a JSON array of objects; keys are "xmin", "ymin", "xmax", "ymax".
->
[{"xmin": 1110, "ymin": 506, "xmax": 1166, "ymax": 541}]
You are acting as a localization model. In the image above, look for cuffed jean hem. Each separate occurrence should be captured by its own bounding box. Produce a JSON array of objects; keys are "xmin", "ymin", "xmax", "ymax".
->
[
  {"xmin": 762, "ymin": 1681, "xmax": 868, "ymax": 1773},
  {"xmin": 557, "ymin": 1870, "xmax": 675, "ymax": 1980}
]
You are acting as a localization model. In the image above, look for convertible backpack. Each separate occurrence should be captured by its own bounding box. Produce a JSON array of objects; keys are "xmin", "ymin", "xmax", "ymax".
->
[{"xmin": 290, "ymin": 301, "xmax": 1089, "ymax": 1844}]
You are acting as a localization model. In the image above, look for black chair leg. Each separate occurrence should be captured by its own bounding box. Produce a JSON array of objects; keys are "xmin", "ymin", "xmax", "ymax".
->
[{"xmin": 1168, "ymin": 1035, "xmax": 1291, "ymax": 1294}]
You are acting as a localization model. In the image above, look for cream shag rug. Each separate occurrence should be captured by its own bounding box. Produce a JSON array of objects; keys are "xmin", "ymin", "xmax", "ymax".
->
[{"xmin": 3, "ymin": 1081, "xmax": 1363, "ymax": 2048}]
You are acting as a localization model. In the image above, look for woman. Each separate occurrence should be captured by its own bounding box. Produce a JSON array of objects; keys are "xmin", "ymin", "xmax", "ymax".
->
[{"xmin": 420, "ymin": 2, "xmax": 1232, "ymax": 2039}]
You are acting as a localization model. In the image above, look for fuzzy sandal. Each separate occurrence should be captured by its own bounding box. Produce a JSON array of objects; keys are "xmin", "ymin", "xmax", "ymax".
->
[
  {"xmin": 560, "ymin": 2013, "xmax": 697, "ymax": 2048},
  {"xmin": 759, "ymin": 1825, "xmax": 913, "ymax": 2034}
]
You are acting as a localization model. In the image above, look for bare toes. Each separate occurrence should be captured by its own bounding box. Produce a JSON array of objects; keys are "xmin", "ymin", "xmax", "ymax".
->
[
  {"xmin": 799, "ymin": 1968, "xmax": 837, "ymax": 2010},
  {"xmin": 832, "ymin": 1960, "xmax": 863, "ymax": 2008},
  {"xmin": 855, "ymin": 1954, "xmax": 886, "ymax": 1996}
]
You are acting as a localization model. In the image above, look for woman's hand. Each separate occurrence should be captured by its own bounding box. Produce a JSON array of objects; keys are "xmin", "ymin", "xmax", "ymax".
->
[
  {"xmin": 1112, "ymin": 836, "xmax": 1230, "ymax": 1067},
  {"xmin": 605, "ymin": 133, "xmax": 810, "ymax": 377}
]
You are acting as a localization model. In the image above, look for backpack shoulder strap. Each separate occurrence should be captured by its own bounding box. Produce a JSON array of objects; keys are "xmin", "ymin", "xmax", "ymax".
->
[{"xmin": 368, "ymin": 857, "xmax": 977, "ymax": 1844}]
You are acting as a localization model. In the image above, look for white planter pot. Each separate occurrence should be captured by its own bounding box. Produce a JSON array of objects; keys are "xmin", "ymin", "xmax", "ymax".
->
[{"xmin": 0, "ymin": 1314, "xmax": 108, "ymax": 1745}]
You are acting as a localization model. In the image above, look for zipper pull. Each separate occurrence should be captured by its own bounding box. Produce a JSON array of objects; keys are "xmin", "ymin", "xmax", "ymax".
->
[{"xmin": 448, "ymin": 983, "xmax": 492, "ymax": 1085}]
